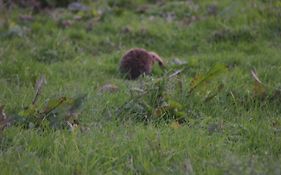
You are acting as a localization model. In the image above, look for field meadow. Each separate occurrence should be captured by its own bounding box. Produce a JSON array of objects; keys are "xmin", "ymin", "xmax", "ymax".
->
[{"xmin": 0, "ymin": 0, "xmax": 281, "ymax": 174}]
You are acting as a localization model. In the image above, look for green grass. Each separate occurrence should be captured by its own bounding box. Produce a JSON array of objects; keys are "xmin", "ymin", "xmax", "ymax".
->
[{"xmin": 0, "ymin": 0, "xmax": 281, "ymax": 174}]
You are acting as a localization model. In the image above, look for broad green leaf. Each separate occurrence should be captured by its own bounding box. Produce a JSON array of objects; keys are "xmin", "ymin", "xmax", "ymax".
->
[
  {"xmin": 170, "ymin": 121, "xmax": 181, "ymax": 129},
  {"xmin": 189, "ymin": 64, "xmax": 227, "ymax": 94},
  {"xmin": 19, "ymin": 104, "xmax": 37, "ymax": 117},
  {"xmin": 168, "ymin": 100, "xmax": 183, "ymax": 110},
  {"xmin": 43, "ymin": 97, "xmax": 67, "ymax": 115}
]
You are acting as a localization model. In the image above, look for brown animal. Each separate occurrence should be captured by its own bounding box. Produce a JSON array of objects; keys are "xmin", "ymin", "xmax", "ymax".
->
[{"xmin": 119, "ymin": 48, "xmax": 164, "ymax": 80}]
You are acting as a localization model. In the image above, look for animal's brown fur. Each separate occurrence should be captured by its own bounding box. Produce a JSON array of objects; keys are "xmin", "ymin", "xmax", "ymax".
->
[{"xmin": 119, "ymin": 48, "xmax": 164, "ymax": 80}]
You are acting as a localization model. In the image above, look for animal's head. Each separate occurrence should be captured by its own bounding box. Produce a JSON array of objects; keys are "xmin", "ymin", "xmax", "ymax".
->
[{"xmin": 149, "ymin": 52, "xmax": 165, "ymax": 68}]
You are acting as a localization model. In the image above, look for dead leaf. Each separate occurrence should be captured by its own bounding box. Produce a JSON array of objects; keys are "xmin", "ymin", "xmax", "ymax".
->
[
  {"xmin": 0, "ymin": 105, "xmax": 11, "ymax": 131},
  {"xmin": 207, "ymin": 4, "xmax": 218, "ymax": 16},
  {"xmin": 32, "ymin": 74, "xmax": 46, "ymax": 105},
  {"xmin": 136, "ymin": 5, "xmax": 149, "ymax": 13},
  {"xmin": 65, "ymin": 94, "xmax": 87, "ymax": 123},
  {"xmin": 60, "ymin": 20, "xmax": 73, "ymax": 28},
  {"xmin": 66, "ymin": 121, "xmax": 79, "ymax": 132},
  {"xmin": 172, "ymin": 58, "xmax": 188, "ymax": 66},
  {"xmin": 0, "ymin": 105, "xmax": 7, "ymax": 120},
  {"xmin": 164, "ymin": 12, "xmax": 176, "ymax": 22},
  {"xmin": 181, "ymin": 16, "xmax": 200, "ymax": 26},
  {"xmin": 121, "ymin": 26, "xmax": 132, "ymax": 34},
  {"xmin": 169, "ymin": 69, "xmax": 184, "ymax": 79},
  {"xmin": 270, "ymin": 88, "xmax": 281, "ymax": 102},
  {"xmin": 208, "ymin": 122, "xmax": 223, "ymax": 134},
  {"xmin": 251, "ymin": 69, "xmax": 262, "ymax": 84},
  {"xmin": 99, "ymin": 84, "xmax": 119, "ymax": 93},
  {"xmin": 251, "ymin": 70, "xmax": 266, "ymax": 97},
  {"xmin": 68, "ymin": 2, "xmax": 90, "ymax": 12},
  {"xmin": 183, "ymin": 159, "xmax": 194, "ymax": 175},
  {"xmin": 67, "ymin": 94, "xmax": 87, "ymax": 116},
  {"xmin": 5, "ymin": 25, "xmax": 30, "ymax": 37},
  {"xmin": 19, "ymin": 15, "xmax": 34, "ymax": 22},
  {"xmin": 73, "ymin": 16, "xmax": 82, "ymax": 20}
]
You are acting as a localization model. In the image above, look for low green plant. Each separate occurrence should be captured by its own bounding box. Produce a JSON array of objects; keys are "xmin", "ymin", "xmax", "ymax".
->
[
  {"xmin": 117, "ymin": 64, "xmax": 228, "ymax": 125},
  {"xmin": 1, "ymin": 75, "xmax": 86, "ymax": 131},
  {"xmin": 116, "ymin": 77, "xmax": 184, "ymax": 124}
]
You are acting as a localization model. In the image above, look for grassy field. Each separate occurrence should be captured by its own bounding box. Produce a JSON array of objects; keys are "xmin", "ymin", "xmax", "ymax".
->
[{"xmin": 0, "ymin": 0, "xmax": 281, "ymax": 174}]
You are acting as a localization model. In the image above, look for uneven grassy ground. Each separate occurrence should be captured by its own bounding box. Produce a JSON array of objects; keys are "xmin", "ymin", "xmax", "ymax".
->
[{"xmin": 0, "ymin": 0, "xmax": 281, "ymax": 174}]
